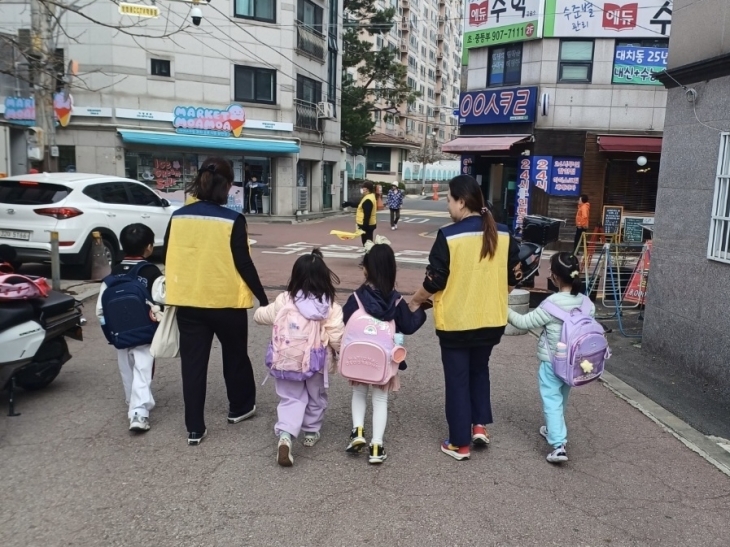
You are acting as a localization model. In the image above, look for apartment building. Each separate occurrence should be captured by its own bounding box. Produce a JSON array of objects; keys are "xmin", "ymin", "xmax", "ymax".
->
[
  {"xmin": 0, "ymin": 0, "xmax": 344, "ymax": 217},
  {"xmin": 644, "ymin": 0, "xmax": 730, "ymax": 386},
  {"xmin": 356, "ymin": 0, "xmax": 463, "ymax": 183},
  {"xmin": 449, "ymin": 0, "xmax": 672, "ymax": 238}
]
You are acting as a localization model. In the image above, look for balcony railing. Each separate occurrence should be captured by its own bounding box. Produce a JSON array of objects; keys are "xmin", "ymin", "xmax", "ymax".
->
[
  {"xmin": 295, "ymin": 99, "xmax": 318, "ymax": 131},
  {"xmin": 296, "ymin": 22, "xmax": 326, "ymax": 62}
]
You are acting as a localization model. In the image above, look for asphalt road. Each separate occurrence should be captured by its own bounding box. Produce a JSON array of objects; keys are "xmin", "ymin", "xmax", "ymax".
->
[{"xmin": 2, "ymin": 239, "xmax": 730, "ymax": 545}]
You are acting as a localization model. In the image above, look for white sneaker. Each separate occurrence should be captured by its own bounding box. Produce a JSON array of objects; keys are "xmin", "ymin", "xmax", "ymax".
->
[
  {"xmin": 539, "ymin": 426, "xmax": 548, "ymax": 442},
  {"xmin": 277, "ymin": 434, "xmax": 294, "ymax": 467},
  {"xmin": 129, "ymin": 414, "xmax": 150, "ymax": 432},
  {"xmin": 391, "ymin": 226, "xmax": 396, "ymax": 230},
  {"xmin": 546, "ymin": 445, "xmax": 568, "ymax": 464}
]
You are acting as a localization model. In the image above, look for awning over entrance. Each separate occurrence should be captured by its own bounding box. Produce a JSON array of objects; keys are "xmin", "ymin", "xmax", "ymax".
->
[
  {"xmin": 441, "ymin": 135, "xmax": 531, "ymax": 153},
  {"xmin": 118, "ymin": 130, "xmax": 300, "ymax": 154},
  {"xmin": 598, "ymin": 135, "xmax": 662, "ymax": 154}
]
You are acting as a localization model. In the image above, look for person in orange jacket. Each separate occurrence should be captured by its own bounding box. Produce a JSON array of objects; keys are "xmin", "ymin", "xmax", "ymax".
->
[{"xmin": 574, "ymin": 194, "xmax": 590, "ymax": 253}]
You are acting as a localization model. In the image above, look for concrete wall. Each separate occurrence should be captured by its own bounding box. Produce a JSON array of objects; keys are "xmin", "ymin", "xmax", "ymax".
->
[
  {"xmin": 643, "ymin": 73, "xmax": 730, "ymax": 385},
  {"xmin": 668, "ymin": 0, "xmax": 730, "ymax": 68},
  {"xmin": 465, "ymin": 38, "xmax": 667, "ymax": 132}
]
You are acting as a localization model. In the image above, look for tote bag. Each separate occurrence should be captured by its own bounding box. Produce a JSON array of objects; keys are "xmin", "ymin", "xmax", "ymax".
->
[{"xmin": 150, "ymin": 306, "xmax": 180, "ymax": 358}]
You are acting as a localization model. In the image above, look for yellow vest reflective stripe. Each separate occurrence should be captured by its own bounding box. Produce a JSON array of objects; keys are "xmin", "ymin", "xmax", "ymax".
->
[
  {"xmin": 433, "ymin": 221, "xmax": 510, "ymax": 331},
  {"xmin": 355, "ymin": 193, "xmax": 377, "ymax": 226},
  {"xmin": 165, "ymin": 201, "xmax": 254, "ymax": 309}
]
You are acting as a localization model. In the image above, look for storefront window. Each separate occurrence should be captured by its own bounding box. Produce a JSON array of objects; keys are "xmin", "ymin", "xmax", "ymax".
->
[
  {"xmin": 604, "ymin": 159, "xmax": 659, "ymax": 213},
  {"xmin": 125, "ymin": 151, "xmax": 198, "ymax": 204}
]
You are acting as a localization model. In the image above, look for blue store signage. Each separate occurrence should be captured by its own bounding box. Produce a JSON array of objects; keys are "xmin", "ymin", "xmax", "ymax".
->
[
  {"xmin": 549, "ymin": 157, "xmax": 582, "ymax": 196},
  {"xmin": 458, "ymin": 86, "xmax": 538, "ymax": 125},
  {"xmin": 514, "ymin": 157, "xmax": 532, "ymax": 233}
]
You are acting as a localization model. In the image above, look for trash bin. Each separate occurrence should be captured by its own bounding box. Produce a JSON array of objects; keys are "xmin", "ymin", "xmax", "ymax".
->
[
  {"xmin": 261, "ymin": 195, "xmax": 270, "ymax": 215},
  {"xmin": 505, "ymin": 289, "xmax": 530, "ymax": 336}
]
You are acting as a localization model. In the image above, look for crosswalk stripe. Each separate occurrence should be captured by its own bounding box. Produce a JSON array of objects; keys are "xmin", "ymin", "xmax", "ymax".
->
[{"xmin": 377, "ymin": 209, "xmax": 451, "ymax": 218}]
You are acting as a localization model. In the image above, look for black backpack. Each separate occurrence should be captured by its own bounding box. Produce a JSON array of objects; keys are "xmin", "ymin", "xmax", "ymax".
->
[{"xmin": 101, "ymin": 262, "xmax": 158, "ymax": 349}]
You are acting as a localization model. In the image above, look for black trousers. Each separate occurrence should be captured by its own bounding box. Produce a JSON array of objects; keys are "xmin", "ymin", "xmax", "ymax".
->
[
  {"xmin": 177, "ymin": 306, "xmax": 256, "ymax": 433},
  {"xmin": 360, "ymin": 226, "xmax": 375, "ymax": 246},
  {"xmin": 440, "ymin": 344, "xmax": 495, "ymax": 447},
  {"xmin": 390, "ymin": 208, "xmax": 401, "ymax": 227},
  {"xmin": 574, "ymin": 227, "xmax": 587, "ymax": 253}
]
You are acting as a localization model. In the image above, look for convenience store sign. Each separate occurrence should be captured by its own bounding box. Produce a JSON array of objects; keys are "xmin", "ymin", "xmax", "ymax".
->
[{"xmin": 462, "ymin": 0, "xmax": 544, "ymax": 64}]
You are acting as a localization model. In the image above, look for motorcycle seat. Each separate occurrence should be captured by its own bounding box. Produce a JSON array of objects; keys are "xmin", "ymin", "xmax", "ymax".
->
[
  {"xmin": 30, "ymin": 291, "xmax": 76, "ymax": 318},
  {"xmin": 518, "ymin": 242, "xmax": 540, "ymax": 261},
  {"xmin": 0, "ymin": 301, "xmax": 35, "ymax": 332}
]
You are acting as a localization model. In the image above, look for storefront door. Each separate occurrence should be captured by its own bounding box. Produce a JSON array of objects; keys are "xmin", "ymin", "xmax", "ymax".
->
[{"xmin": 322, "ymin": 162, "xmax": 333, "ymax": 210}]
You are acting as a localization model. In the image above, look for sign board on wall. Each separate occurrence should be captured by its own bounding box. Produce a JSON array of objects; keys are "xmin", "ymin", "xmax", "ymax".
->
[
  {"xmin": 459, "ymin": 87, "xmax": 538, "ymax": 125},
  {"xmin": 603, "ymin": 205, "xmax": 623, "ymax": 235},
  {"xmin": 612, "ymin": 46, "xmax": 668, "ymax": 85},
  {"xmin": 549, "ymin": 157, "xmax": 582, "ymax": 196},
  {"xmin": 543, "ymin": 0, "xmax": 673, "ymax": 37},
  {"xmin": 462, "ymin": 0, "xmax": 543, "ymax": 62},
  {"xmin": 461, "ymin": 154, "xmax": 475, "ymax": 176},
  {"xmin": 514, "ymin": 157, "xmax": 532, "ymax": 233},
  {"xmin": 531, "ymin": 156, "xmax": 552, "ymax": 191}
]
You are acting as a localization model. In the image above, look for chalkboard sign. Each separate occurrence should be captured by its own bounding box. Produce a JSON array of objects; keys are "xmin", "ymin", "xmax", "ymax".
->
[
  {"xmin": 603, "ymin": 206, "xmax": 623, "ymax": 235},
  {"xmin": 623, "ymin": 218, "xmax": 645, "ymax": 242}
]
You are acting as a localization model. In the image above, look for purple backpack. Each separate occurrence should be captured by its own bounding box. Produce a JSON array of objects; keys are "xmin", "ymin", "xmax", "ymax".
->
[{"xmin": 541, "ymin": 297, "xmax": 611, "ymax": 387}]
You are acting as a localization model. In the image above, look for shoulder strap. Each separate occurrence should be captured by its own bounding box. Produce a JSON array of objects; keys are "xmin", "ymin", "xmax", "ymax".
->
[
  {"xmin": 353, "ymin": 292, "xmax": 364, "ymax": 311},
  {"xmin": 579, "ymin": 295, "xmax": 593, "ymax": 315},
  {"xmin": 126, "ymin": 261, "xmax": 150, "ymax": 279},
  {"xmin": 540, "ymin": 300, "xmax": 570, "ymax": 321}
]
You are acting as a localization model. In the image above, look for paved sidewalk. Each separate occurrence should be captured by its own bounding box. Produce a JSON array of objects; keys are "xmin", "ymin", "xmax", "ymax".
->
[{"xmin": 1, "ymin": 308, "xmax": 729, "ymax": 547}]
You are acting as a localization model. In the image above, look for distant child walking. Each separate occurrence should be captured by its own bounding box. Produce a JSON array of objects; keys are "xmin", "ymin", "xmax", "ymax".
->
[
  {"xmin": 254, "ymin": 249, "xmax": 344, "ymax": 467},
  {"xmin": 96, "ymin": 224, "xmax": 162, "ymax": 433},
  {"xmin": 340, "ymin": 239, "xmax": 427, "ymax": 464},
  {"xmin": 506, "ymin": 252, "xmax": 596, "ymax": 464}
]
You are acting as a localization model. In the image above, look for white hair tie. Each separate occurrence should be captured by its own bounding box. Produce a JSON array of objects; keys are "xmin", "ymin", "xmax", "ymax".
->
[{"xmin": 570, "ymin": 271, "xmax": 580, "ymax": 278}]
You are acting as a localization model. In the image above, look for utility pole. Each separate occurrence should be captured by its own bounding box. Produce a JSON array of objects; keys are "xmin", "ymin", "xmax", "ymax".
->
[
  {"xmin": 30, "ymin": 0, "xmax": 58, "ymax": 172},
  {"xmin": 420, "ymin": 115, "xmax": 437, "ymax": 196}
]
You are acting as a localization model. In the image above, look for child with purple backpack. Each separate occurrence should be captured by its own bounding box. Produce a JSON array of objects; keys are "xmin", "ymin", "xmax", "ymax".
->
[
  {"xmin": 507, "ymin": 252, "xmax": 607, "ymax": 464},
  {"xmin": 254, "ymin": 249, "xmax": 344, "ymax": 467},
  {"xmin": 340, "ymin": 241, "xmax": 427, "ymax": 464}
]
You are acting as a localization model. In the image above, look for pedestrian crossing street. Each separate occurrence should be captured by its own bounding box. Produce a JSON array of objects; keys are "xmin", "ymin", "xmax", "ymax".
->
[{"xmin": 378, "ymin": 209, "xmax": 451, "ymax": 218}]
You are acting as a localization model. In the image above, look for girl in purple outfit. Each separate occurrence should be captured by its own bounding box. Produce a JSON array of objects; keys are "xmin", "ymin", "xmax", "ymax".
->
[{"xmin": 254, "ymin": 249, "xmax": 344, "ymax": 467}]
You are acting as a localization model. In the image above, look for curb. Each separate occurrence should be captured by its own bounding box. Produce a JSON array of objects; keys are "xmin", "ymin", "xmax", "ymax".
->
[
  {"xmin": 74, "ymin": 286, "xmax": 102, "ymax": 303},
  {"xmin": 525, "ymin": 330, "xmax": 730, "ymax": 477}
]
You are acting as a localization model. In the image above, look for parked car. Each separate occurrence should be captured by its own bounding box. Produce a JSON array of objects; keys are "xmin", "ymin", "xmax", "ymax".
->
[{"xmin": 0, "ymin": 173, "xmax": 178, "ymax": 276}]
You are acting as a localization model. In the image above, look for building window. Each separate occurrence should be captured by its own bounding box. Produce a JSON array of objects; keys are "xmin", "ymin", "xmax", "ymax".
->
[
  {"xmin": 616, "ymin": 39, "xmax": 669, "ymax": 48},
  {"xmin": 295, "ymin": 75, "xmax": 322, "ymax": 130},
  {"xmin": 709, "ymin": 133, "xmax": 730, "ymax": 263},
  {"xmin": 327, "ymin": 49, "xmax": 337, "ymax": 105},
  {"xmin": 488, "ymin": 43, "xmax": 522, "ymax": 87},
  {"xmin": 151, "ymin": 58, "xmax": 171, "ymax": 77},
  {"xmin": 234, "ymin": 65, "xmax": 276, "ymax": 104},
  {"xmin": 559, "ymin": 40, "xmax": 594, "ymax": 82},
  {"xmin": 299, "ymin": 0, "xmax": 323, "ymax": 31},
  {"xmin": 366, "ymin": 147, "xmax": 391, "ymax": 172},
  {"xmin": 234, "ymin": 0, "xmax": 275, "ymax": 23}
]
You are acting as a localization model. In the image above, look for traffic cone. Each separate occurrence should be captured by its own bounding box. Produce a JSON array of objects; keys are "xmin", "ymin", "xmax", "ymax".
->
[
  {"xmin": 432, "ymin": 183, "xmax": 439, "ymax": 201},
  {"xmin": 91, "ymin": 231, "xmax": 111, "ymax": 281}
]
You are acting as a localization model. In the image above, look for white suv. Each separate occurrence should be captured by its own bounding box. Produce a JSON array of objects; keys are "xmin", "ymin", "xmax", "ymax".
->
[{"xmin": 0, "ymin": 173, "xmax": 179, "ymax": 275}]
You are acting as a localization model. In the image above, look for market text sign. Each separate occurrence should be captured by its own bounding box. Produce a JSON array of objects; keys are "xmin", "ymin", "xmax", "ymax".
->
[
  {"xmin": 463, "ymin": 0, "xmax": 542, "ymax": 57},
  {"xmin": 543, "ymin": 0, "xmax": 672, "ymax": 37},
  {"xmin": 173, "ymin": 105, "xmax": 246, "ymax": 138},
  {"xmin": 4, "ymin": 94, "xmax": 71, "ymax": 126},
  {"xmin": 458, "ymin": 87, "xmax": 537, "ymax": 125},
  {"xmin": 612, "ymin": 45, "xmax": 668, "ymax": 85}
]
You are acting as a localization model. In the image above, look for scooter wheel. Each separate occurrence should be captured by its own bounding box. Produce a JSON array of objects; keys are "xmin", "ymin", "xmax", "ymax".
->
[{"xmin": 14, "ymin": 338, "xmax": 68, "ymax": 391}]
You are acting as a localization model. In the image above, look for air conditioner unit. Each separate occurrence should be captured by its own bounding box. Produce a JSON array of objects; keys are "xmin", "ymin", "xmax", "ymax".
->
[
  {"xmin": 297, "ymin": 187, "xmax": 309, "ymax": 213},
  {"xmin": 437, "ymin": 33, "xmax": 444, "ymax": 41},
  {"xmin": 317, "ymin": 102, "xmax": 335, "ymax": 119},
  {"xmin": 401, "ymin": 16, "xmax": 408, "ymax": 25}
]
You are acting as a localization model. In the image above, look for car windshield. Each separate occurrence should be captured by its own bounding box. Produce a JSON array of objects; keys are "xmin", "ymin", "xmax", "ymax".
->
[{"xmin": 0, "ymin": 180, "xmax": 71, "ymax": 205}]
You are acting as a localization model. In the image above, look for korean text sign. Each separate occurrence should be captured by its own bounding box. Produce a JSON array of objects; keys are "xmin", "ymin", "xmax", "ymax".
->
[
  {"xmin": 531, "ymin": 156, "xmax": 552, "ymax": 191},
  {"xmin": 514, "ymin": 157, "xmax": 532, "ymax": 233},
  {"xmin": 549, "ymin": 157, "xmax": 582, "ymax": 196},
  {"xmin": 173, "ymin": 104, "xmax": 246, "ymax": 138},
  {"xmin": 543, "ymin": 0, "xmax": 673, "ymax": 37},
  {"xmin": 463, "ymin": 0, "xmax": 543, "ymax": 55},
  {"xmin": 459, "ymin": 87, "xmax": 538, "ymax": 125},
  {"xmin": 612, "ymin": 46, "xmax": 668, "ymax": 85}
]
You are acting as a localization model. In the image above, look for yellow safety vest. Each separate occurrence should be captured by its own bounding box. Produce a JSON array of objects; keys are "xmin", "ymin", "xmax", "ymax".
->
[
  {"xmin": 355, "ymin": 193, "xmax": 377, "ymax": 226},
  {"xmin": 165, "ymin": 201, "xmax": 254, "ymax": 309}
]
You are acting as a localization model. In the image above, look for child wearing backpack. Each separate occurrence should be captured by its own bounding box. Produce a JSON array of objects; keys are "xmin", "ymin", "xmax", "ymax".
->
[
  {"xmin": 253, "ymin": 249, "xmax": 344, "ymax": 467},
  {"xmin": 340, "ymin": 241, "xmax": 427, "ymax": 464},
  {"xmin": 507, "ymin": 252, "xmax": 606, "ymax": 464},
  {"xmin": 95, "ymin": 224, "xmax": 162, "ymax": 433}
]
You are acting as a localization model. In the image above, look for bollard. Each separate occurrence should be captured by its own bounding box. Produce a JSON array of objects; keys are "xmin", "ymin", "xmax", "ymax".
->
[
  {"xmin": 375, "ymin": 184, "xmax": 385, "ymax": 210},
  {"xmin": 432, "ymin": 183, "xmax": 439, "ymax": 201},
  {"xmin": 504, "ymin": 289, "xmax": 530, "ymax": 336},
  {"xmin": 50, "ymin": 231, "xmax": 61, "ymax": 291},
  {"xmin": 90, "ymin": 231, "xmax": 112, "ymax": 281}
]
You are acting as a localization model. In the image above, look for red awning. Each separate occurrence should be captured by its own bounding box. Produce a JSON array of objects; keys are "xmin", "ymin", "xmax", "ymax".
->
[
  {"xmin": 598, "ymin": 135, "xmax": 663, "ymax": 154},
  {"xmin": 441, "ymin": 135, "xmax": 531, "ymax": 153}
]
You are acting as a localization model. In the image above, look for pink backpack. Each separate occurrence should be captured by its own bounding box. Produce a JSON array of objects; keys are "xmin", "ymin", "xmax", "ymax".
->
[
  {"xmin": 338, "ymin": 293, "xmax": 406, "ymax": 385},
  {"xmin": 265, "ymin": 298, "xmax": 328, "ymax": 381},
  {"xmin": 0, "ymin": 274, "xmax": 50, "ymax": 300},
  {"xmin": 541, "ymin": 297, "xmax": 611, "ymax": 387}
]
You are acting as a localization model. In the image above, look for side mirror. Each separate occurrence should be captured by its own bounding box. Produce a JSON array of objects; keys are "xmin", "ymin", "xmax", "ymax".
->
[{"xmin": 161, "ymin": 198, "xmax": 171, "ymax": 207}]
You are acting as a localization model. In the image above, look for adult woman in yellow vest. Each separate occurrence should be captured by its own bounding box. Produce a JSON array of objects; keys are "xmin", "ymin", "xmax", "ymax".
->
[
  {"xmin": 163, "ymin": 157, "xmax": 269, "ymax": 446},
  {"xmin": 409, "ymin": 176, "xmax": 520, "ymax": 461},
  {"xmin": 355, "ymin": 181, "xmax": 377, "ymax": 245}
]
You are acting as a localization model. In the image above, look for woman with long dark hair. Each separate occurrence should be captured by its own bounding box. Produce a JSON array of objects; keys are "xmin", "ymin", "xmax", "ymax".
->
[
  {"xmin": 409, "ymin": 175, "xmax": 520, "ymax": 461},
  {"xmin": 163, "ymin": 157, "xmax": 268, "ymax": 446}
]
